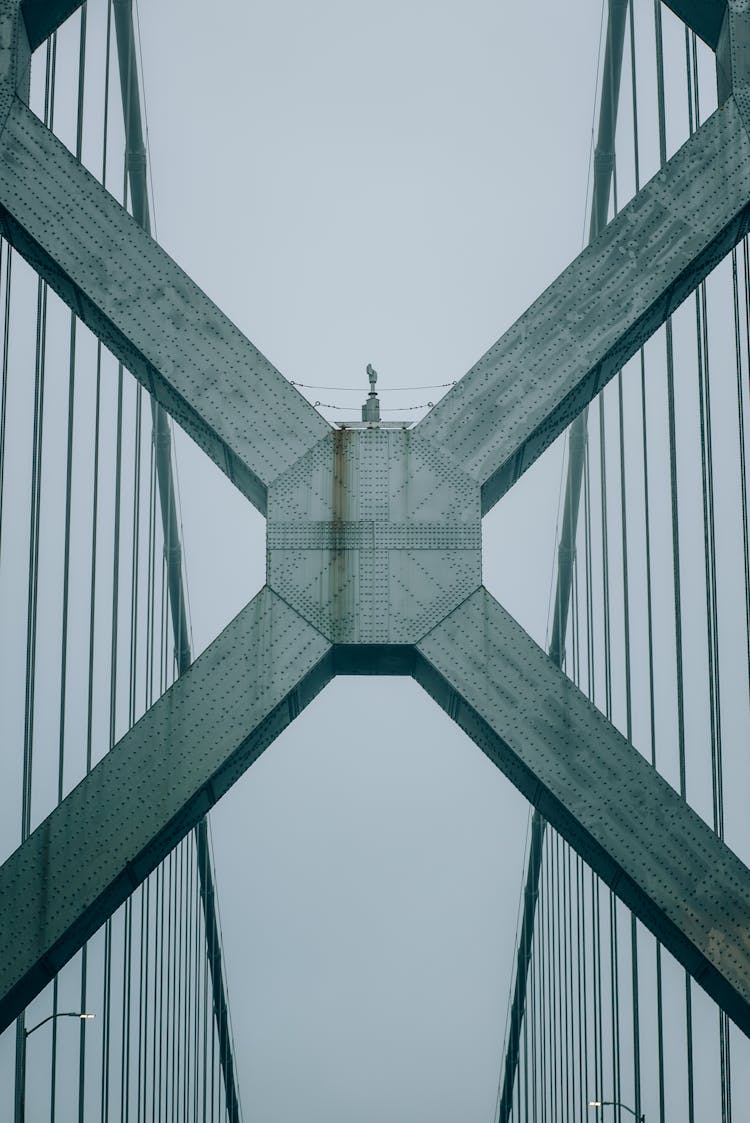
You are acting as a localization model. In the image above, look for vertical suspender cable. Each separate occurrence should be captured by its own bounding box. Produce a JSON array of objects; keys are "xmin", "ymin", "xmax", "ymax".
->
[
  {"xmin": 13, "ymin": 36, "xmax": 55, "ymax": 1123},
  {"xmin": 50, "ymin": 12, "xmax": 88, "ymax": 1116},
  {"xmin": 138, "ymin": 881, "xmax": 147, "ymax": 1122},
  {"xmin": 549, "ymin": 840, "xmax": 558, "ymax": 1121},
  {"xmin": 168, "ymin": 849, "xmax": 176, "ymax": 1118},
  {"xmin": 495, "ymin": 5, "xmax": 628, "ymax": 1118},
  {"xmin": 102, "ymin": 350, "xmax": 124, "ymax": 1117},
  {"xmin": 80, "ymin": 13, "xmax": 113, "ymax": 1116},
  {"xmin": 561, "ymin": 836, "xmax": 572, "ymax": 1119},
  {"xmin": 103, "ymin": 17, "xmax": 127, "ymax": 1109},
  {"xmin": 739, "ymin": 243, "xmax": 750, "ymax": 706},
  {"xmin": 733, "ymin": 245, "xmax": 750, "ymax": 707},
  {"xmin": 118, "ymin": 36, "xmax": 139, "ymax": 1123},
  {"xmin": 654, "ymin": 13, "xmax": 695, "ymax": 1122},
  {"xmin": 580, "ymin": 858, "xmax": 589, "ymax": 1122},
  {"xmin": 627, "ymin": 7, "xmax": 662, "ymax": 1118},
  {"xmin": 177, "ymin": 839, "xmax": 185, "ymax": 1115},
  {"xmin": 187, "ymin": 845, "xmax": 195, "ymax": 1116},
  {"xmin": 157, "ymin": 861, "xmax": 165, "ymax": 1119},
  {"xmin": 557, "ymin": 837, "xmax": 566, "ymax": 1120},
  {"xmin": 687, "ymin": 37, "xmax": 732, "ymax": 1123},
  {"xmin": 202, "ymin": 842, "xmax": 210, "ymax": 1122},
  {"xmin": 0, "ymin": 242, "xmax": 10, "ymax": 560},
  {"xmin": 655, "ymin": 0, "xmax": 689, "ymax": 815},
  {"xmin": 598, "ymin": 362, "xmax": 624, "ymax": 1123},
  {"xmin": 109, "ymin": 6, "xmax": 242, "ymax": 1116},
  {"xmin": 622, "ymin": 10, "xmax": 645, "ymax": 1120},
  {"xmin": 566, "ymin": 845, "xmax": 575, "ymax": 1121}
]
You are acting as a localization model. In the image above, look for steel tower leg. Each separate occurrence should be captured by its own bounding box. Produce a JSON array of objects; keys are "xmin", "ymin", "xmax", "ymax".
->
[
  {"xmin": 415, "ymin": 588, "xmax": 750, "ymax": 1035},
  {"xmin": 0, "ymin": 589, "xmax": 333, "ymax": 1032}
]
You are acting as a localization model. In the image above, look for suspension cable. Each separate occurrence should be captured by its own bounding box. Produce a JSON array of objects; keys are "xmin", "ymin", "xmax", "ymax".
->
[{"xmin": 495, "ymin": 5, "xmax": 628, "ymax": 1118}]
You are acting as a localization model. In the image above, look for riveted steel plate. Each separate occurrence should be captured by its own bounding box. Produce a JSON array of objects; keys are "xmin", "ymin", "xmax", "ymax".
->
[
  {"xmin": 0, "ymin": 98, "xmax": 329, "ymax": 514},
  {"xmin": 415, "ymin": 587, "xmax": 750, "ymax": 1035},
  {"xmin": 267, "ymin": 428, "xmax": 482, "ymax": 644},
  {"xmin": 0, "ymin": 587, "xmax": 332, "ymax": 1033},
  {"xmin": 0, "ymin": 1, "xmax": 29, "ymax": 128},
  {"xmin": 418, "ymin": 98, "xmax": 750, "ymax": 514},
  {"xmin": 717, "ymin": 3, "xmax": 750, "ymax": 116}
]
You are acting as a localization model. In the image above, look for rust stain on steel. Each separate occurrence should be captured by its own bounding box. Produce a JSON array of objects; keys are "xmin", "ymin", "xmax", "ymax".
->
[{"xmin": 331, "ymin": 428, "xmax": 350, "ymax": 635}]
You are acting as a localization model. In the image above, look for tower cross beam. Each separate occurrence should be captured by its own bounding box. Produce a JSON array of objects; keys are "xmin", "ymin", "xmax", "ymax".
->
[{"xmin": 2, "ymin": 0, "xmax": 750, "ymax": 1044}]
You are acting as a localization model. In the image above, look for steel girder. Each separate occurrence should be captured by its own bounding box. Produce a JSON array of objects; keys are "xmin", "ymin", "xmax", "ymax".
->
[
  {"xmin": 0, "ymin": 589, "xmax": 334, "ymax": 1027},
  {"xmin": 662, "ymin": 0, "xmax": 726, "ymax": 48},
  {"xmin": 2, "ymin": 0, "xmax": 750, "ymax": 1040},
  {"xmin": 19, "ymin": 0, "xmax": 83, "ymax": 49},
  {"xmin": 415, "ymin": 590, "xmax": 750, "ymax": 1035},
  {"xmin": 0, "ymin": 101, "xmax": 328, "ymax": 515},
  {"xmin": 419, "ymin": 94, "xmax": 750, "ymax": 514}
]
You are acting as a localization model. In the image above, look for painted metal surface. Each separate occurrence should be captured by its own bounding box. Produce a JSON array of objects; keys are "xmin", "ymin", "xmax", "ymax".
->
[
  {"xmin": 2, "ymin": 0, "xmax": 750, "ymax": 1047},
  {"xmin": 0, "ymin": 2, "xmax": 29, "ymax": 130},
  {"xmin": 662, "ymin": 0, "xmax": 726, "ymax": 48},
  {"xmin": 0, "ymin": 588, "xmax": 333, "ymax": 1032},
  {"xmin": 717, "ymin": 1, "xmax": 750, "ymax": 116},
  {"xmin": 267, "ymin": 428, "xmax": 481, "ymax": 645},
  {"xmin": 19, "ymin": 0, "xmax": 83, "ymax": 50},
  {"xmin": 415, "ymin": 588, "xmax": 750, "ymax": 1036},
  {"xmin": 417, "ymin": 96, "xmax": 750, "ymax": 514},
  {"xmin": 0, "ymin": 98, "xmax": 328, "ymax": 514}
]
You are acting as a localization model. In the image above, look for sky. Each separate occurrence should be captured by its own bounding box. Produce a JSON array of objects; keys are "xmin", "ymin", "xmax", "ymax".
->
[{"xmin": 130, "ymin": 2, "xmax": 608, "ymax": 1119}]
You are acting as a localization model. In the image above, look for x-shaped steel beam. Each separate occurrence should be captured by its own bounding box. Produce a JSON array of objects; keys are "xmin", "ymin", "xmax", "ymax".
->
[{"xmin": 2, "ymin": 0, "xmax": 750, "ymax": 1038}]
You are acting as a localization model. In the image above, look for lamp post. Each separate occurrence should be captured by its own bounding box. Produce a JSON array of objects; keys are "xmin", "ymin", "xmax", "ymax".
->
[
  {"xmin": 25, "ymin": 1011, "xmax": 96, "ymax": 1037},
  {"xmin": 14, "ymin": 1012, "xmax": 95, "ymax": 1123},
  {"xmin": 589, "ymin": 1099, "xmax": 645, "ymax": 1122}
]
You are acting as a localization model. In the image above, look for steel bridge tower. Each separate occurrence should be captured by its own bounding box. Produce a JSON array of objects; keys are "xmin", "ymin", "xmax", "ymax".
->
[{"xmin": 1, "ymin": 1, "xmax": 750, "ymax": 1119}]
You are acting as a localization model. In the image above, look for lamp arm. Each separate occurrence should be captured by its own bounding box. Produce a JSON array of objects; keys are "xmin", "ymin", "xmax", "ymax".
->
[
  {"xmin": 593, "ymin": 1101, "xmax": 644, "ymax": 1123},
  {"xmin": 25, "ymin": 1011, "xmax": 85, "ymax": 1037}
]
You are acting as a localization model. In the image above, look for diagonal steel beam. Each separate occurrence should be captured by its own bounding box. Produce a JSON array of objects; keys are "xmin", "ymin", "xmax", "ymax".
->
[
  {"xmin": 20, "ymin": 0, "xmax": 84, "ymax": 50},
  {"xmin": 0, "ymin": 1, "xmax": 30, "ymax": 130},
  {"xmin": 661, "ymin": 0, "xmax": 726, "ymax": 48},
  {"xmin": 5, "ymin": 578, "xmax": 750, "ymax": 1041},
  {"xmin": 0, "ymin": 588, "xmax": 333, "ymax": 1033},
  {"xmin": 417, "ymin": 95, "xmax": 750, "ymax": 515},
  {"xmin": 414, "ymin": 588, "xmax": 750, "ymax": 1036},
  {"xmin": 0, "ymin": 97, "xmax": 329, "ymax": 514}
]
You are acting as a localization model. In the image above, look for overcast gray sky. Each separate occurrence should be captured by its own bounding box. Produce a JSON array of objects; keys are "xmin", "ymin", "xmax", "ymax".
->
[{"xmin": 132, "ymin": 2, "xmax": 605, "ymax": 1119}]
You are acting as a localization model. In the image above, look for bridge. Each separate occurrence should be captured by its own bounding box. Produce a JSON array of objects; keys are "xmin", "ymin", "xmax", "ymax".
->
[{"xmin": 0, "ymin": 0, "xmax": 749, "ymax": 1119}]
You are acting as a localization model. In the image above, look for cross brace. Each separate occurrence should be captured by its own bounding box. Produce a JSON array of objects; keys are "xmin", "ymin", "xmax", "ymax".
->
[
  {"xmin": 3, "ymin": 0, "xmax": 750, "ymax": 1045},
  {"xmin": 662, "ymin": 0, "xmax": 726, "ymax": 48},
  {"xmin": 19, "ymin": 0, "xmax": 82, "ymax": 49}
]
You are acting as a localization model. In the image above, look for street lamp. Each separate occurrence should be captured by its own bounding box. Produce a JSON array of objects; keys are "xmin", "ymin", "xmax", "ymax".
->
[
  {"xmin": 15, "ymin": 1012, "xmax": 95, "ymax": 1122},
  {"xmin": 589, "ymin": 1099, "xmax": 645, "ymax": 1122},
  {"xmin": 25, "ymin": 1011, "xmax": 95, "ymax": 1037}
]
